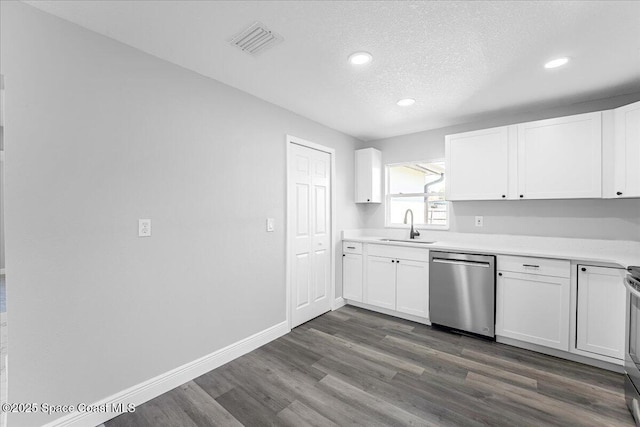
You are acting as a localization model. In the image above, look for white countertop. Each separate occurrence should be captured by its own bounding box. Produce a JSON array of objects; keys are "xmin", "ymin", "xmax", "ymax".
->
[{"xmin": 342, "ymin": 230, "xmax": 640, "ymax": 269}]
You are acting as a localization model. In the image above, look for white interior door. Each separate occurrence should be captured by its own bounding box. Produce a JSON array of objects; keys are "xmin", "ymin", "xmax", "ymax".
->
[{"xmin": 290, "ymin": 143, "xmax": 331, "ymax": 328}]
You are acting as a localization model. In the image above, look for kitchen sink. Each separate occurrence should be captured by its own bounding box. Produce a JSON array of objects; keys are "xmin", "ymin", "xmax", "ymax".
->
[{"xmin": 379, "ymin": 239, "xmax": 435, "ymax": 244}]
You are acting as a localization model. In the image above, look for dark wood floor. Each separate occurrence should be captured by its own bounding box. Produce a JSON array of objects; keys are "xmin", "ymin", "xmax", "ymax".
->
[{"xmin": 106, "ymin": 305, "xmax": 634, "ymax": 426}]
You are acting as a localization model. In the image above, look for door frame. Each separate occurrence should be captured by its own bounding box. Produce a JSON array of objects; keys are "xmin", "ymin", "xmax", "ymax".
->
[{"xmin": 285, "ymin": 134, "xmax": 337, "ymax": 330}]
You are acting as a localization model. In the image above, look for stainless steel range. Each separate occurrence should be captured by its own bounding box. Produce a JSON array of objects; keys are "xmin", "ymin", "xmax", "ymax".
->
[{"xmin": 624, "ymin": 266, "xmax": 640, "ymax": 425}]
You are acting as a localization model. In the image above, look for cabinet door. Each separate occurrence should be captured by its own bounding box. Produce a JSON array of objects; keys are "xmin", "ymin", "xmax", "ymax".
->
[
  {"xmin": 355, "ymin": 148, "xmax": 382, "ymax": 203},
  {"xmin": 365, "ymin": 256, "xmax": 396, "ymax": 310},
  {"xmin": 445, "ymin": 126, "xmax": 511, "ymax": 200},
  {"xmin": 613, "ymin": 101, "xmax": 640, "ymax": 198},
  {"xmin": 496, "ymin": 271, "xmax": 570, "ymax": 350},
  {"xmin": 517, "ymin": 112, "xmax": 602, "ymax": 199},
  {"xmin": 577, "ymin": 266, "xmax": 626, "ymax": 359},
  {"xmin": 396, "ymin": 259, "xmax": 429, "ymax": 318},
  {"xmin": 342, "ymin": 253, "xmax": 363, "ymax": 302}
]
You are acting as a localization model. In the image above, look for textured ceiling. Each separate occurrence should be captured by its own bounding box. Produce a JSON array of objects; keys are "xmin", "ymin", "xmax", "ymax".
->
[{"xmin": 22, "ymin": 1, "xmax": 640, "ymax": 141}]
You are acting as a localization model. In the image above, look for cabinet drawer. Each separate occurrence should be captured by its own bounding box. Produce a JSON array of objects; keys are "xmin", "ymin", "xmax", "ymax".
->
[
  {"xmin": 497, "ymin": 255, "xmax": 569, "ymax": 278},
  {"xmin": 367, "ymin": 244, "xmax": 429, "ymax": 262},
  {"xmin": 343, "ymin": 241, "xmax": 363, "ymax": 254}
]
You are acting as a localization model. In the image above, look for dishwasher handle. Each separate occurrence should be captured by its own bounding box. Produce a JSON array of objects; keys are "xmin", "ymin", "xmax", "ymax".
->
[{"xmin": 432, "ymin": 258, "xmax": 491, "ymax": 268}]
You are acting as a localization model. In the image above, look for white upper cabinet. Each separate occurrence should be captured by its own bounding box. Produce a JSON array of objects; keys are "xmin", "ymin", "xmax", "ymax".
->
[
  {"xmin": 445, "ymin": 126, "xmax": 514, "ymax": 200},
  {"xmin": 355, "ymin": 148, "xmax": 382, "ymax": 203},
  {"xmin": 610, "ymin": 101, "xmax": 640, "ymax": 198},
  {"xmin": 445, "ymin": 109, "xmax": 617, "ymax": 201},
  {"xmin": 517, "ymin": 112, "xmax": 602, "ymax": 199}
]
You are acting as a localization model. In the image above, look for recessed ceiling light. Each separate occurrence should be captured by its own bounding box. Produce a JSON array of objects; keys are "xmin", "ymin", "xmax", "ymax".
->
[
  {"xmin": 348, "ymin": 51, "xmax": 372, "ymax": 65},
  {"xmin": 544, "ymin": 57, "xmax": 570, "ymax": 69},
  {"xmin": 397, "ymin": 98, "xmax": 415, "ymax": 107}
]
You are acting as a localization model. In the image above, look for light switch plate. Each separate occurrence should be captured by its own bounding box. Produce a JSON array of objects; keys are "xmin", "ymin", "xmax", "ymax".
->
[
  {"xmin": 138, "ymin": 219, "xmax": 152, "ymax": 237},
  {"xmin": 475, "ymin": 216, "xmax": 484, "ymax": 227},
  {"xmin": 266, "ymin": 218, "xmax": 275, "ymax": 232}
]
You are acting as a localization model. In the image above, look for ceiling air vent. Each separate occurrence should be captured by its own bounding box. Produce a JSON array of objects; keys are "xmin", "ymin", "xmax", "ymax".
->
[{"xmin": 230, "ymin": 21, "xmax": 282, "ymax": 56}]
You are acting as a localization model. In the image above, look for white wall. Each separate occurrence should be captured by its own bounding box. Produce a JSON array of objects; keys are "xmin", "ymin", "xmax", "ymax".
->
[
  {"xmin": 1, "ymin": 127, "xmax": 4, "ymax": 271},
  {"xmin": 1, "ymin": 75, "xmax": 5, "ymax": 271},
  {"xmin": 357, "ymin": 93, "xmax": 640, "ymax": 241},
  {"xmin": 0, "ymin": 2, "xmax": 359, "ymax": 425}
]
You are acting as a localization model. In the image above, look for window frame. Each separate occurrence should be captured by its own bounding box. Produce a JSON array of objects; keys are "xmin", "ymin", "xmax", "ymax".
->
[{"xmin": 384, "ymin": 159, "xmax": 450, "ymax": 230}]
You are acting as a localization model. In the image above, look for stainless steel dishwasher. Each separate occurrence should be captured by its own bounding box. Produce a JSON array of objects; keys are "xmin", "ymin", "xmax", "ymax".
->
[{"xmin": 429, "ymin": 251, "xmax": 496, "ymax": 338}]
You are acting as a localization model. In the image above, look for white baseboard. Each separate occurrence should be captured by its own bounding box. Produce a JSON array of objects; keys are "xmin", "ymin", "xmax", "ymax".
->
[
  {"xmin": 496, "ymin": 336, "xmax": 624, "ymax": 373},
  {"xmin": 43, "ymin": 320, "xmax": 290, "ymax": 427},
  {"xmin": 332, "ymin": 297, "xmax": 345, "ymax": 310},
  {"xmin": 345, "ymin": 300, "xmax": 431, "ymax": 325}
]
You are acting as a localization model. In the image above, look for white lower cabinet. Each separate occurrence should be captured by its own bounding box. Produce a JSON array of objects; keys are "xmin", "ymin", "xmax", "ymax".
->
[
  {"xmin": 365, "ymin": 256, "xmax": 397, "ymax": 310},
  {"xmin": 345, "ymin": 242, "xmax": 429, "ymax": 319},
  {"xmin": 496, "ymin": 256, "xmax": 571, "ymax": 351},
  {"xmin": 576, "ymin": 265, "xmax": 626, "ymax": 359},
  {"xmin": 364, "ymin": 255, "xmax": 429, "ymax": 316},
  {"xmin": 396, "ymin": 259, "xmax": 429, "ymax": 317},
  {"xmin": 342, "ymin": 242, "xmax": 626, "ymax": 363},
  {"xmin": 342, "ymin": 242, "xmax": 364, "ymax": 302},
  {"xmin": 345, "ymin": 241, "xmax": 625, "ymax": 369},
  {"xmin": 342, "ymin": 253, "xmax": 363, "ymax": 302}
]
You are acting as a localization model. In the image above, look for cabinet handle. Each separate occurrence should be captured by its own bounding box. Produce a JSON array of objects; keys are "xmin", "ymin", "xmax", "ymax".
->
[
  {"xmin": 498, "ymin": 272, "xmax": 502, "ymax": 276},
  {"xmin": 519, "ymin": 194, "xmax": 524, "ymax": 198},
  {"xmin": 501, "ymin": 195, "xmax": 506, "ymax": 198},
  {"xmin": 392, "ymin": 260, "xmax": 395, "ymax": 263},
  {"xmin": 367, "ymin": 198, "xmax": 370, "ymax": 202},
  {"xmin": 617, "ymin": 192, "xmax": 623, "ymax": 196},
  {"xmin": 397, "ymin": 260, "xmax": 400, "ymax": 264},
  {"xmin": 347, "ymin": 246, "xmax": 356, "ymax": 249},
  {"xmin": 343, "ymin": 254, "xmax": 345, "ymax": 257},
  {"xmin": 523, "ymin": 264, "xmax": 540, "ymax": 268},
  {"xmin": 581, "ymin": 267, "xmax": 586, "ymax": 272}
]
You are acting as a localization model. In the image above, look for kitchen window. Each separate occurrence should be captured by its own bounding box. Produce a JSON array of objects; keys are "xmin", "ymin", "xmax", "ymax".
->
[{"xmin": 385, "ymin": 161, "xmax": 448, "ymax": 229}]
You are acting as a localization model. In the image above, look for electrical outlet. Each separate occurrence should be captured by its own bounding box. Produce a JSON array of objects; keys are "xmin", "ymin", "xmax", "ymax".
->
[
  {"xmin": 475, "ymin": 216, "xmax": 484, "ymax": 227},
  {"xmin": 138, "ymin": 219, "xmax": 151, "ymax": 237},
  {"xmin": 266, "ymin": 218, "xmax": 275, "ymax": 232}
]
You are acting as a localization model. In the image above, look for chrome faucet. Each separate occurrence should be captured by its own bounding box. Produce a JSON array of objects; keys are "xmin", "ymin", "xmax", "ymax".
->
[{"xmin": 403, "ymin": 209, "xmax": 420, "ymax": 239}]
